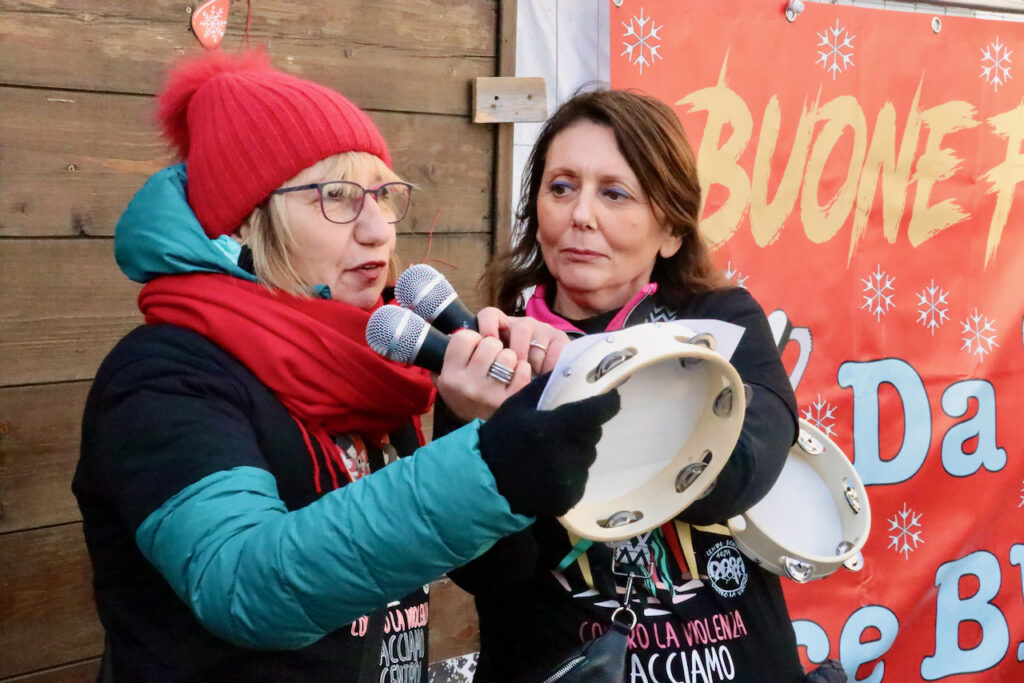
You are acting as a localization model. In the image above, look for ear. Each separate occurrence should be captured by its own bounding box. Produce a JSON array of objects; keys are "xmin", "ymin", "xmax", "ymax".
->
[{"xmin": 659, "ymin": 232, "xmax": 683, "ymax": 259}]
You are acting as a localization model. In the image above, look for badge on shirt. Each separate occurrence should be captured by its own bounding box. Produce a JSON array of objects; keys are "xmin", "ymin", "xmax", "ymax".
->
[{"xmin": 706, "ymin": 539, "xmax": 749, "ymax": 598}]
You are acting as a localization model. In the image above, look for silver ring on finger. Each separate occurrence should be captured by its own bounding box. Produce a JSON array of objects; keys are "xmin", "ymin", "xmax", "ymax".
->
[
  {"xmin": 529, "ymin": 339, "xmax": 549, "ymax": 353},
  {"xmin": 487, "ymin": 360, "xmax": 515, "ymax": 384}
]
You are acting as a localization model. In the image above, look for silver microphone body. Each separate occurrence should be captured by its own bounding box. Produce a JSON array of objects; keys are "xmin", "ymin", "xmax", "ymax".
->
[
  {"xmin": 394, "ymin": 264, "xmax": 478, "ymax": 332},
  {"xmin": 366, "ymin": 304, "xmax": 448, "ymax": 373}
]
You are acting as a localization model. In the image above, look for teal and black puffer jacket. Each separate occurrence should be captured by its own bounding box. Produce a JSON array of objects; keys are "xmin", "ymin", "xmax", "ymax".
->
[{"xmin": 73, "ymin": 166, "xmax": 530, "ymax": 682}]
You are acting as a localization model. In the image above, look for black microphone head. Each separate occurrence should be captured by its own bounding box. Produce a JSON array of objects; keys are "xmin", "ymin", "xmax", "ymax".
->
[
  {"xmin": 394, "ymin": 263, "xmax": 457, "ymax": 322},
  {"xmin": 366, "ymin": 304, "xmax": 429, "ymax": 364}
]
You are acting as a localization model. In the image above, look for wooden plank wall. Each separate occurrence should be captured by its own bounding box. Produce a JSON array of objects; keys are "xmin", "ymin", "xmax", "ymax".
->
[{"xmin": 0, "ymin": 1, "xmax": 501, "ymax": 678}]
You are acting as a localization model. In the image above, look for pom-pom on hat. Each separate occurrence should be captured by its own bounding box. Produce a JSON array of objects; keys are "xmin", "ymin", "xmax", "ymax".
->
[{"xmin": 156, "ymin": 50, "xmax": 390, "ymax": 239}]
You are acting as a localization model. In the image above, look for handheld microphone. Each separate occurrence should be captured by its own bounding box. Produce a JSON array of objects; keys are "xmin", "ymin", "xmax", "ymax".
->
[
  {"xmin": 366, "ymin": 304, "xmax": 449, "ymax": 373},
  {"xmin": 394, "ymin": 263, "xmax": 478, "ymax": 332}
]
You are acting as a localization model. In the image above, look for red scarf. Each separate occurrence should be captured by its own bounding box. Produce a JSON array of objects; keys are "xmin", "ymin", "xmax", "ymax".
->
[{"xmin": 139, "ymin": 274, "xmax": 435, "ymax": 456}]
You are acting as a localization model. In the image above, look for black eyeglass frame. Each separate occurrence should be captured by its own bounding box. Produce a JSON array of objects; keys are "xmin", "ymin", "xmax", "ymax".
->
[{"xmin": 270, "ymin": 180, "xmax": 413, "ymax": 225}]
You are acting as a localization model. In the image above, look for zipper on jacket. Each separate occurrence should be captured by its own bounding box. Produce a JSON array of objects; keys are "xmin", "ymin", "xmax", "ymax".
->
[
  {"xmin": 611, "ymin": 283, "xmax": 656, "ymax": 331},
  {"xmin": 541, "ymin": 655, "xmax": 587, "ymax": 682}
]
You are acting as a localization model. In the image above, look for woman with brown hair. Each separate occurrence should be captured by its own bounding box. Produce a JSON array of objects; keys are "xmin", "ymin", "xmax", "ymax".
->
[{"xmin": 449, "ymin": 88, "xmax": 810, "ymax": 681}]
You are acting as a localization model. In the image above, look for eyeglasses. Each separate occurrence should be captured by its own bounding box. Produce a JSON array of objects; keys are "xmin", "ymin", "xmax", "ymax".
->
[{"xmin": 271, "ymin": 180, "xmax": 413, "ymax": 224}]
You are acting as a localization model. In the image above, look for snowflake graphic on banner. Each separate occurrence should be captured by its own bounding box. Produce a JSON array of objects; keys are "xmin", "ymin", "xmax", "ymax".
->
[
  {"xmin": 1019, "ymin": 480, "xmax": 1024, "ymax": 508},
  {"xmin": 861, "ymin": 265, "xmax": 894, "ymax": 322},
  {"xmin": 724, "ymin": 260, "xmax": 749, "ymax": 288},
  {"xmin": 200, "ymin": 6, "xmax": 227, "ymax": 42},
  {"xmin": 916, "ymin": 279, "xmax": 949, "ymax": 335},
  {"xmin": 888, "ymin": 503, "xmax": 923, "ymax": 560},
  {"xmin": 621, "ymin": 9, "xmax": 662, "ymax": 74},
  {"xmin": 961, "ymin": 307, "xmax": 999, "ymax": 360},
  {"xmin": 817, "ymin": 19, "xmax": 855, "ymax": 80},
  {"xmin": 802, "ymin": 394, "xmax": 837, "ymax": 437},
  {"xmin": 980, "ymin": 37, "xmax": 1012, "ymax": 91}
]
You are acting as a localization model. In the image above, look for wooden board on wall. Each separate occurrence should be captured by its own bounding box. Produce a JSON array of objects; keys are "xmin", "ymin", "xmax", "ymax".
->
[
  {"xmin": 0, "ymin": 525, "xmax": 104, "ymax": 679},
  {"xmin": 0, "ymin": 87, "xmax": 494, "ymax": 238},
  {"xmin": 0, "ymin": 383, "xmax": 90, "ymax": 534},
  {"xmin": 4, "ymin": 658, "xmax": 101, "ymax": 683},
  {"xmin": 0, "ymin": 88, "xmax": 169, "ymax": 238},
  {"xmin": 0, "ymin": 0, "xmax": 495, "ymax": 116},
  {"xmin": 0, "ymin": 240, "xmax": 143, "ymax": 387}
]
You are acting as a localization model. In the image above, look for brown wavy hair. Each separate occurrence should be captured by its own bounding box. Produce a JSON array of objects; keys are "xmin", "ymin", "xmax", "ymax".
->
[{"xmin": 481, "ymin": 87, "xmax": 725, "ymax": 313}]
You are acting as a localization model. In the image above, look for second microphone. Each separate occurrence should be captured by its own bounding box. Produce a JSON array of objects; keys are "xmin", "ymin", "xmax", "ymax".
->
[{"xmin": 394, "ymin": 263, "xmax": 478, "ymax": 333}]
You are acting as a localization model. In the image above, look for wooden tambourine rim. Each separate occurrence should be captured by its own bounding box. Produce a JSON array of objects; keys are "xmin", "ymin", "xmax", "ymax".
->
[
  {"xmin": 727, "ymin": 419, "xmax": 872, "ymax": 581},
  {"xmin": 538, "ymin": 324, "xmax": 747, "ymax": 542}
]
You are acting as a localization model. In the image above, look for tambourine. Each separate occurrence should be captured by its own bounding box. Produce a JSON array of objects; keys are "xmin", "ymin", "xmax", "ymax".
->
[
  {"xmin": 727, "ymin": 419, "xmax": 871, "ymax": 582},
  {"xmin": 537, "ymin": 322, "xmax": 746, "ymax": 543}
]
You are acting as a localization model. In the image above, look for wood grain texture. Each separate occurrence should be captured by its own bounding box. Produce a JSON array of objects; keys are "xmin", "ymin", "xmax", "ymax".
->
[
  {"xmin": 0, "ymin": 239, "xmax": 143, "ymax": 387},
  {"xmin": 473, "ymin": 77, "xmax": 546, "ymax": 123},
  {"xmin": 494, "ymin": 0, "xmax": 518, "ymax": 251},
  {"xmin": 0, "ymin": 0, "xmax": 495, "ymax": 115},
  {"xmin": 0, "ymin": 87, "xmax": 170, "ymax": 238},
  {"xmin": 0, "ymin": 87, "xmax": 493, "ymax": 238},
  {"xmin": 0, "ymin": 383, "xmax": 90, "ymax": 534},
  {"xmin": 0, "ymin": 525, "xmax": 104, "ymax": 679},
  {"xmin": 3, "ymin": 658, "xmax": 101, "ymax": 683}
]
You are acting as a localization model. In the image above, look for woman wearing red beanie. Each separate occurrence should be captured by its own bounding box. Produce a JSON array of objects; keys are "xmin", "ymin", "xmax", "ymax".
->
[{"xmin": 72, "ymin": 51, "xmax": 619, "ymax": 682}]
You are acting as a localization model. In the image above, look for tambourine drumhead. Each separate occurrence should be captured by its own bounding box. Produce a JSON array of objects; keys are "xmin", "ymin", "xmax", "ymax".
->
[
  {"xmin": 537, "ymin": 322, "xmax": 746, "ymax": 543},
  {"xmin": 727, "ymin": 419, "xmax": 871, "ymax": 582}
]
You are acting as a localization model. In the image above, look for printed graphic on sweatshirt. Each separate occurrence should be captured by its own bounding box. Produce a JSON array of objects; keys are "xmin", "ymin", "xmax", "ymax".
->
[
  {"xmin": 705, "ymin": 540, "xmax": 748, "ymax": 598},
  {"xmin": 578, "ymin": 609, "xmax": 750, "ymax": 683},
  {"xmin": 352, "ymin": 585, "xmax": 430, "ymax": 682},
  {"xmin": 377, "ymin": 597, "xmax": 428, "ymax": 682},
  {"xmin": 550, "ymin": 529, "xmax": 767, "ymax": 680},
  {"xmin": 335, "ymin": 434, "xmax": 371, "ymax": 481}
]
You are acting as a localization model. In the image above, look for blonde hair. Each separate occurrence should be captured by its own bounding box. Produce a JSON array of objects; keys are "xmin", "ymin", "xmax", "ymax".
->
[{"xmin": 238, "ymin": 152, "xmax": 404, "ymax": 297}]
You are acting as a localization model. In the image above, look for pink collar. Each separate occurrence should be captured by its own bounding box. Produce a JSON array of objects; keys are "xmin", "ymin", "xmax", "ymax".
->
[{"xmin": 523, "ymin": 282, "xmax": 658, "ymax": 333}]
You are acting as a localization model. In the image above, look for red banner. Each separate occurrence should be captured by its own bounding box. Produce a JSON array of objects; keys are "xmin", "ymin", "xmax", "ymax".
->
[{"xmin": 612, "ymin": 1, "xmax": 1024, "ymax": 680}]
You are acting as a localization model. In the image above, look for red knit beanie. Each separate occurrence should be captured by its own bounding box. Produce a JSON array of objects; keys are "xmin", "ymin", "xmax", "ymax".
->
[{"xmin": 156, "ymin": 50, "xmax": 390, "ymax": 238}]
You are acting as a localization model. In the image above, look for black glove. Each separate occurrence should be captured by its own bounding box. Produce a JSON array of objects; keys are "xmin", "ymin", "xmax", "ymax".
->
[{"xmin": 478, "ymin": 372, "xmax": 620, "ymax": 518}]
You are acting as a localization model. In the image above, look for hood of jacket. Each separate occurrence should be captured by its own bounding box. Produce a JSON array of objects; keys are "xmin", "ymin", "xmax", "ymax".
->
[{"xmin": 114, "ymin": 164, "xmax": 258, "ymax": 285}]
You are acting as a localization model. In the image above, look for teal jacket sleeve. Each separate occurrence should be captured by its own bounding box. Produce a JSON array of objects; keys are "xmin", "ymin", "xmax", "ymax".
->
[{"xmin": 135, "ymin": 421, "xmax": 532, "ymax": 650}]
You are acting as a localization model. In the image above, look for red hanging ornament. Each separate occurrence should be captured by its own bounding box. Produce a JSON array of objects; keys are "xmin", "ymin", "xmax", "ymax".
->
[{"xmin": 191, "ymin": 0, "xmax": 231, "ymax": 50}]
